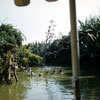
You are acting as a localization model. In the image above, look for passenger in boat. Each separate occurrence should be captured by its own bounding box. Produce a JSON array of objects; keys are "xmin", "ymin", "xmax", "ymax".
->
[
  {"xmin": 26, "ymin": 67, "xmax": 35, "ymax": 76},
  {"xmin": 31, "ymin": 71, "xmax": 36, "ymax": 76},
  {"xmin": 24, "ymin": 66, "xmax": 28, "ymax": 71},
  {"xmin": 51, "ymin": 69, "xmax": 56, "ymax": 74},
  {"xmin": 29, "ymin": 67, "xmax": 32, "ymax": 75},
  {"xmin": 26, "ymin": 72, "xmax": 30, "ymax": 76},
  {"xmin": 38, "ymin": 72, "xmax": 43, "ymax": 76},
  {"xmin": 58, "ymin": 69, "xmax": 64, "ymax": 74},
  {"xmin": 45, "ymin": 71, "xmax": 49, "ymax": 74}
]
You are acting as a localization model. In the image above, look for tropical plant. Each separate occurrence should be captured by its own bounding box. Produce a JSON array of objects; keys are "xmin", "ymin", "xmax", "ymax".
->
[
  {"xmin": 18, "ymin": 47, "xmax": 42, "ymax": 67},
  {"xmin": 0, "ymin": 23, "xmax": 24, "ymax": 84},
  {"xmin": 0, "ymin": 24, "xmax": 24, "ymax": 46},
  {"xmin": 79, "ymin": 15, "xmax": 100, "ymax": 66}
]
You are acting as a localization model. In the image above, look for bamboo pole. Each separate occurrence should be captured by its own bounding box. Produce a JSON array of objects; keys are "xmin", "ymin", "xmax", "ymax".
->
[{"xmin": 69, "ymin": 0, "xmax": 80, "ymax": 100}]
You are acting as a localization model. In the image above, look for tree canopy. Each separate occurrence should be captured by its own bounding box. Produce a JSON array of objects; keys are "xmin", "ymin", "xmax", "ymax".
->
[{"xmin": 0, "ymin": 24, "xmax": 24, "ymax": 46}]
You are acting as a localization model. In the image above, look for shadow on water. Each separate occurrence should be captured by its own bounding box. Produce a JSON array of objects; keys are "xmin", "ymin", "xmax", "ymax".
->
[
  {"xmin": 80, "ymin": 77, "xmax": 100, "ymax": 100},
  {"xmin": 0, "ymin": 72, "xmax": 32, "ymax": 100},
  {"xmin": 80, "ymin": 66, "xmax": 100, "ymax": 100}
]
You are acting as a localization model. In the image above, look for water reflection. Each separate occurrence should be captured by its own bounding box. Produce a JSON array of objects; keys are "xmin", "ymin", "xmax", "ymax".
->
[
  {"xmin": 0, "ymin": 72, "xmax": 31, "ymax": 100},
  {"xmin": 80, "ymin": 67, "xmax": 100, "ymax": 100},
  {"xmin": 0, "ymin": 66, "xmax": 100, "ymax": 100},
  {"xmin": 81, "ymin": 78, "xmax": 100, "ymax": 100}
]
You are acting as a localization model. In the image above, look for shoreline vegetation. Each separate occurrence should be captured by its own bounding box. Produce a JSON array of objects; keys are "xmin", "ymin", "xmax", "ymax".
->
[{"xmin": 0, "ymin": 15, "xmax": 100, "ymax": 84}]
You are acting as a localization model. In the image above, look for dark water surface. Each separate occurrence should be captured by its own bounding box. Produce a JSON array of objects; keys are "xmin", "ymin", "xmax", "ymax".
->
[{"xmin": 0, "ymin": 66, "xmax": 100, "ymax": 100}]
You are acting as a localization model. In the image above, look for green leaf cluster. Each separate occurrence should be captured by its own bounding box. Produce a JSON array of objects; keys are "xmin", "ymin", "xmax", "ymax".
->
[
  {"xmin": 0, "ymin": 24, "xmax": 24, "ymax": 46},
  {"xmin": 79, "ymin": 15, "xmax": 100, "ymax": 66},
  {"xmin": 19, "ymin": 47, "xmax": 42, "ymax": 67}
]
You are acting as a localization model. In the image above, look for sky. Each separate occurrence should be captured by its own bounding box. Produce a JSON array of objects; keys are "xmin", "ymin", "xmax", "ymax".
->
[{"xmin": 0, "ymin": 0, "xmax": 100, "ymax": 44}]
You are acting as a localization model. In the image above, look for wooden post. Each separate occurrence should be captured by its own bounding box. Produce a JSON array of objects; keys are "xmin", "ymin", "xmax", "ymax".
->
[
  {"xmin": 69, "ymin": 0, "xmax": 80, "ymax": 100},
  {"xmin": 8, "ymin": 65, "xmax": 11, "ymax": 81},
  {"xmin": 13, "ymin": 69, "xmax": 18, "ymax": 82}
]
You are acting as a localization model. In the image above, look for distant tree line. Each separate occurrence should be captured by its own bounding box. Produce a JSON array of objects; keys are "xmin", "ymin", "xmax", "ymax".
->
[
  {"xmin": 26, "ymin": 15, "xmax": 100, "ymax": 67},
  {"xmin": 1, "ymin": 15, "xmax": 100, "ymax": 84}
]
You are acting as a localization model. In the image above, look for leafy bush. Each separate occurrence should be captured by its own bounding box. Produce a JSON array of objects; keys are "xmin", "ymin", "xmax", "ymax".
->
[{"xmin": 19, "ymin": 47, "xmax": 42, "ymax": 67}]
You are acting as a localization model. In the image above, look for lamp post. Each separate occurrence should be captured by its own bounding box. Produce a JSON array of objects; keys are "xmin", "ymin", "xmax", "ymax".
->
[
  {"xmin": 14, "ymin": 0, "xmax": 30, "ymax": 6},
  {"xmin": 46, "ymin": 0, "xmax": 58, "ymax": 2},
  {"xmin": 69, "ymin": 0, "xmax": 80, "ymax": 100}
]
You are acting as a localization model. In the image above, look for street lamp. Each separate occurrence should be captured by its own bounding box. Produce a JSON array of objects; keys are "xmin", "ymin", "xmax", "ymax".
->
[
  {"xmin": 14, "ymin": 0, "xmax": 30, "ymax": 6},
  {"xmin": 14, "ymin": 0, "xmax": 57, "ymax": 6},
  {"xmin": 46, "ymin": 0, "xmax": 58, "ymax": 2},
  {"xmin": 69, "ymin": 0, "xmax": 80, "ymax": 100}
]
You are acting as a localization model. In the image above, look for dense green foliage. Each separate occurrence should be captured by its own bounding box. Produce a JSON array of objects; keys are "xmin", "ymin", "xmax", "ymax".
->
[
  {"xmin": 44, "ymin": 35, "xmax": 71, "ymax": 66},
  {"xmin": 0, "ymin": 24, "xmax": 42, "ymax": 81},
  {"xmin": 24, "ymin": 42, "xmax": 45, "ymax": 57},
  {"xmin": 26, "ymin": 15, "xmax": 100, "ymax": 67},
  {"xmin": 18, "ymin": 46, "xmax": 42, "ymax": 67},
  {"xmin": 0, "ymin": 24, "xmax": 42, "ymax": 67},
  {"xmin": 0, "ymin": 24, "xmax": 24, "ymax": 83},
  {"xmin": 1, "ymin": 15, "xmax": 100, "ymax": 72},
  {"xmin": 26, "ymin": 35, "xmax": 71, "ymax": 66},
  {"xmin": 0, "ymin": 24, "xmax": 24, "ymax": 46},
  {"xmin": 0, "ymin": 24, "xmax": 24, "ymax": 75},
  {"xmin": 79, "ymin": 16, "xmax": 100, "ymax": 66}
]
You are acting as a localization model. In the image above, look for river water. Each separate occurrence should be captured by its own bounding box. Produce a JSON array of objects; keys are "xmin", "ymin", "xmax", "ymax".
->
[{"xmin": 0, "ymin": 66, "xmax": 100, "ymax": 100}]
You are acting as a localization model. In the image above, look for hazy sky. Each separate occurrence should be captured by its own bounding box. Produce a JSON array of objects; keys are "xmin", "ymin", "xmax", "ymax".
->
[{"xmin": 0, "ymin": 0, "xmax": 100, "ymax": 44}]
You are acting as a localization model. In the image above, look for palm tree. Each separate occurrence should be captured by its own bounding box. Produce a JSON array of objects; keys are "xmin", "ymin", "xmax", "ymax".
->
[{"xmin": 79, "ymin": 16, "xmax": 100, "ymax": 66}]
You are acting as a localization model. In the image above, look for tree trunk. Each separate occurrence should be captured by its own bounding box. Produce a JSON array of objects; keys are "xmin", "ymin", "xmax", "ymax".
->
[
  {"xmin": 13, "ymin": 69, "xmax": 18, "ymax": 82},
  {"xmin": 0, "ymin": 66, "xmax": 12, "ymax": 85}
]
